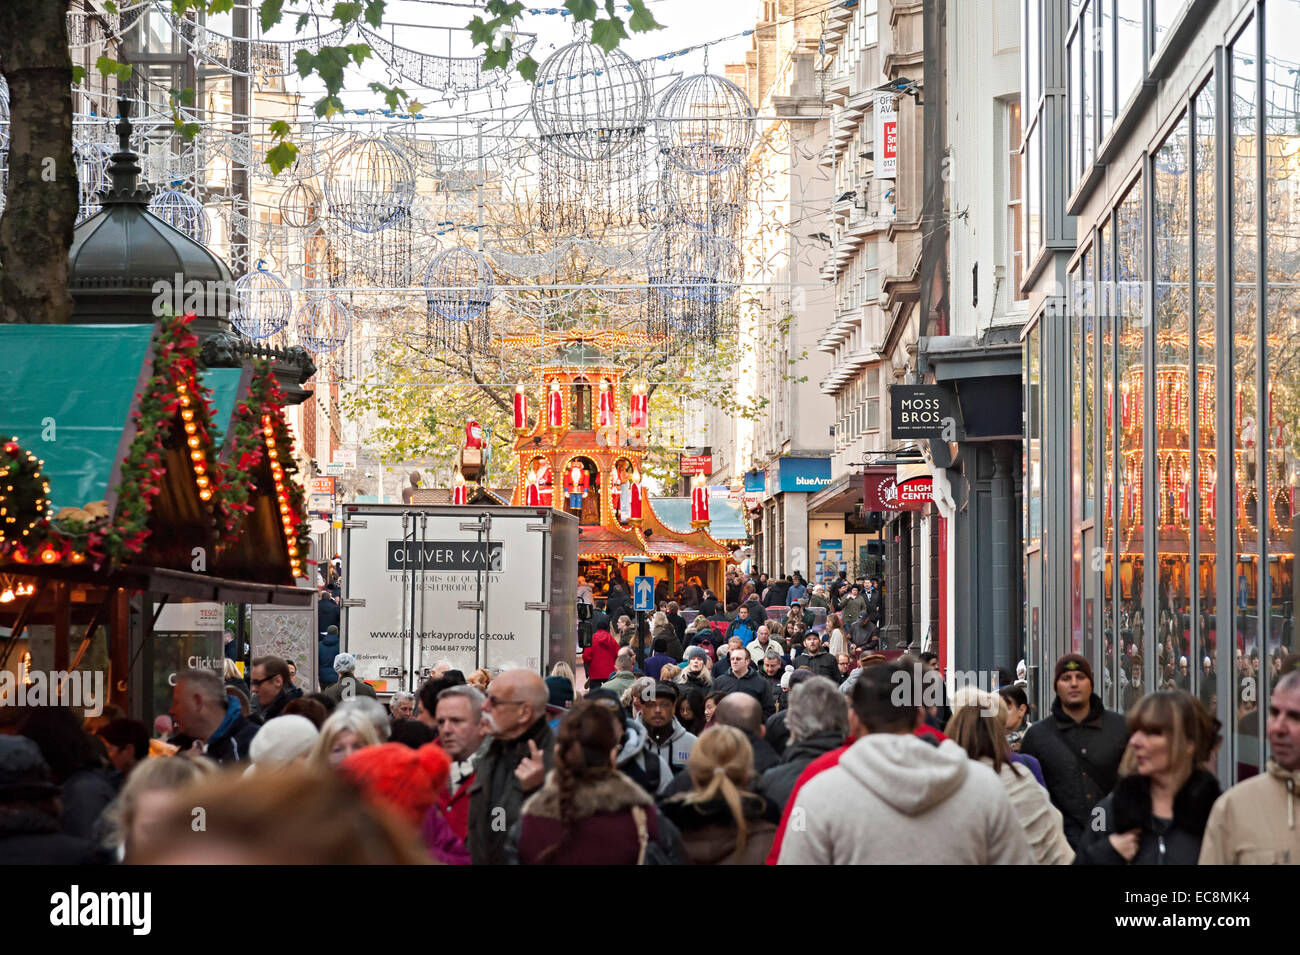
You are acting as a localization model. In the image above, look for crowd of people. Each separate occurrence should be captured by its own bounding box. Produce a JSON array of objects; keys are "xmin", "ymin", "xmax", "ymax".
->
[
  {"xmin": 2, "ymin": 634, "xmax": 1296, "ymax": 865},
  {"xmin": 2, "ymin": 552, "xmax": 1296, "ymax": 865}
]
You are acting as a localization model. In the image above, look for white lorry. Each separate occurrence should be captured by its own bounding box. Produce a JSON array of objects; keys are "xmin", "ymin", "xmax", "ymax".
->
[{"xmin": 340, "ymin": 503, "xmax": 578, "ymax": 691}]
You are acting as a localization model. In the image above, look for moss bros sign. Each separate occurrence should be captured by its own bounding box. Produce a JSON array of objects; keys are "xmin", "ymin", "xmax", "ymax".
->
[{"xmin": 889, "ymin": 385, "xmax": 951, "ymax": 439}]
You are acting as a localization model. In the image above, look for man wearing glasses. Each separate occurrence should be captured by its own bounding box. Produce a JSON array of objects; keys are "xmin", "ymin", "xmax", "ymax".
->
[{"xmin": 466, "ymin": 669, "xmax": 554, "ymax": 865}]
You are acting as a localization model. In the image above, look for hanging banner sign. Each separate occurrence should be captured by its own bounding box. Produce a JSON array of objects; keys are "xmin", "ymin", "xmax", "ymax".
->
[
  {"xmin": 863, "ymin": 467, "xmax": 930, "ymax": 512},
  {"xmin": 890, "ymin": 384, "xmax": 951, "ymax": 439},
  {"xmin": 310, "ymin": 477, "xmax": 336, "ymax": 496},
  {"xmin": 874, "ymin": 92, "xmax": 898, "ymax": 180},
  {"xmin": 333, "ymin": 449, "xmax": 356, "ymax": 466}
]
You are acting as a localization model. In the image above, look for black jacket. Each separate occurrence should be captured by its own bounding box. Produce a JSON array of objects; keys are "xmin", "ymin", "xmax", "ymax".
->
[
  {"xmin": 317, "ymin": 594, "xmax": 341, "ymax": 636},
  {"xmin": 256, "ymin": 683, "xmax": 304, "ymax": 724},
  {"xmin": 1074, "ymin": 770, "xmax": 1221, "ymax": 865},
  {"xmin": 0, "ymin": 808, "xmax": 110, "ymax": 865},
  {"xmin": 58, "ymin": 767, "xmax": 118, "ymax": 841},
  {"xmin": 205, "ymin": 712, "xmax": 261, "ymax": 764},
  {"xmin": 666, "ymin": 612, "xmax": 687, "ymax": 646},
  {"xmin": 792, "ymin": 647, "xmax": 839, "ymax": 682},
  {"xmin": 754, "ymin": 731, "xmax": 846, "ymax": 811},
  {"xmin": 713, "ymin": 664, "xmax": 776, "ymax": 718},
  {"xmin": 467, "ymin": 717, "xmax": 556, "ymax": 865},
  {"xmin": 658, "ymin": 732, "xmax": 781, "ymax": 800},
  {"xmin": 1019, "ymin": 694, "xmax": 1130, "ymax": 848}
]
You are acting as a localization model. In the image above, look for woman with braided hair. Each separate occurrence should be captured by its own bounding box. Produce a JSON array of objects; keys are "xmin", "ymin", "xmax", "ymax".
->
[{"xmin": 507, "ymin": 701, "xmax": 681, "ymax": 864}]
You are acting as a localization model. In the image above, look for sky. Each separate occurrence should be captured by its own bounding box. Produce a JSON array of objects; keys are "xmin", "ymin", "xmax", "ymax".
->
[{"xmin": 248, "ymin": 0, "xmax": 766, "ymax": 116}]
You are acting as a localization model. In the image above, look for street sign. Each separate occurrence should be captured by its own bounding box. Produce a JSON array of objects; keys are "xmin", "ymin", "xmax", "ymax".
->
[
  {"xmin": 333, "ymin": 449, "xmax": 356, "ymax": 466},
  {"xmin": 874, "ymin": 91, "xmax": 898, "ymax": 180},
  {"xmin": 889, "ymin": 384, "xmax": 951, "ymax": 439},
  {"xmin": 680, "ymin": 454, "xmax": 713, "ymax": 475},
  {"xmin": 633, "ymin": 575, "xmax": 655, "ymax": 612}
]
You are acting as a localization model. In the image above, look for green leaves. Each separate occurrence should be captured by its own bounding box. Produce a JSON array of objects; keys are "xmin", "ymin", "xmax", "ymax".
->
[
  {"xmin": 266, "ymin": 142, "xmax": 300, "ymax": 175},
  {"xmin": 331, "ymin": 2, "xmax": 364, "ymax": 26},
  {"xmin": 517, "ymin": 55, "xmax": 539, "ymax": 84},
  {"xmin": 627, "ymin": 0, "xmax": 662, "ymax": 33},
  {"xmin": 364, "ymin": 0, "xmax": 386, "ymax": 29},
  {"xmin": 72, "ymin": 66, "xmax": 87, "ymax": 86},
  {"xmin": 95, "ymin": 56, "xmax": 133, "ymax": 83},
  {"xmin": 565, "ymin": 0, "xmax": 597, "ymax": 18},
  {"xmin": 367, "ymin": 82, "xmax": 410, "ymax": 112},
  {"xmin": 260, "ymin": 0, "xmax": 287, "ymax": 32},
  {"xmin": 590, "ymin": 16, "xmax": 629, "ymax": 52},
  {"xmin": 208, "ymin": 0, "xmax": 234, "ymax": 13}
]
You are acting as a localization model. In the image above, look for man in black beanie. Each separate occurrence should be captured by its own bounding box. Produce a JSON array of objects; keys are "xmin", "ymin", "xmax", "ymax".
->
[{"xmin": 1019, "ymin": 652, "xmax": 1130, "ymax": 849}]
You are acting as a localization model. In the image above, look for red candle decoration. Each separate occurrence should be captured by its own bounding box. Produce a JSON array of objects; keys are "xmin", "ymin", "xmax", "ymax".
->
[
  {"xmin": 598, "ymin": 381, "xmax": 614, "ymax": 428},
  {"xmin": 629, "ymin": 384, "xmax": 648, "ymax": 428},
  {"xmin": 691, "ymin": 484, "xmax": 711, "ymax": 528},
  {"xmin": 513, "ymin": 386, "xmax": 527, "ymax": 431},
  {"xmin": 453, "ymin": 473, "xmax": 467, "ymax": 506},
  {"xmin": 629, "ymin": 470, "xmax": 643, "ymax": 524},
  {"xmin": 548, "ymin": 383, "xmax": 563, "ymax": 430}
]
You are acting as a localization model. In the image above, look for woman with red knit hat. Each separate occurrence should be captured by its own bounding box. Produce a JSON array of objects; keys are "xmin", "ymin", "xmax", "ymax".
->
[{"xmin": 340, "ymin": 743, "xmax": 469, "ymax": 865}]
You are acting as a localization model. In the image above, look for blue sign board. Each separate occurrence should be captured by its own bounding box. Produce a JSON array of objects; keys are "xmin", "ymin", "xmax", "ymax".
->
[
  {"xmin": 743, "ymin": 470, "xmax": 766, "ymax": 493},
  {"xmin": 774, "ymin": 457, "xmax": 832, "ymax": 493},
  {"xmin": 634, "ymin": 575, "xmax": 655, "ymax": 612}
]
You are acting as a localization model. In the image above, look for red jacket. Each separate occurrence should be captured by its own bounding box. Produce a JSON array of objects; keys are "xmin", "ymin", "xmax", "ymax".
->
[
  {"xmin": 766, "ymin": 725, "xmax": 948, "ymax": 864},
  {"xmin": 582, "ymin": 629, "xmax": 619, "ymax": 680},
  {"xmin": 439, "ymin": 772, "xmax": 474, "ymax": 843}
]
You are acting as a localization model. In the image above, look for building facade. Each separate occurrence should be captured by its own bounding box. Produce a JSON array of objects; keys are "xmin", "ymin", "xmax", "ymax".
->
[{"xmin": 1024, "ymin": 0, "xmax": 1299, "ymax": 784}]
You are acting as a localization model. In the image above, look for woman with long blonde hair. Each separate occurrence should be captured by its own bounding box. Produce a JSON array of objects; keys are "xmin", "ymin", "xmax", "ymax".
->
[
  {"xmin": 659, "ymin": 725, "xmax": 777, "ymax": 864},
  {"xmin": 1074, "ymin": 690, "xmax": 1221, "ymax": 865}
]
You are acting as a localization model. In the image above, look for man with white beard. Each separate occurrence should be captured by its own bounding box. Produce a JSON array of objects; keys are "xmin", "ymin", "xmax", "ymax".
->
[{"xmin": 465, "ymin": 669, "xmax": 554, "ymax": 865}]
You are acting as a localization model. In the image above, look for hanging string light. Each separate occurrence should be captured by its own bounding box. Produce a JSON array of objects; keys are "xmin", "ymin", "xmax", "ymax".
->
[{"xmin": 231, "ymin": 260, "xmax": 293, "ymax": 339}]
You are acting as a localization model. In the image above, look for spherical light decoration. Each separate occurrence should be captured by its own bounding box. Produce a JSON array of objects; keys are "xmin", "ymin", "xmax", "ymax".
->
[
  {"xmin": 231, "ymin": 262, "xmax": 293, "ymax": 339},
  {"xmin": 278, "ymin": 179, "xmax": 321, "ymax": 230},
  {"xmin": 653, "ymin": 161, "xmax": 747, "ymax": 239},
  {"xmin": 655, "ymin": 73, "xmax": 756, "ymax": 175},
  {"xmin": 324, "ymin": 136, "xmax": 416, "ymax": 233},
  {"xmin": 148, "ymin": 188, "xmax": 212, "ymax": 245},
  {"xmin": 531, "ymin": 41, "xmax": 651, "ymax": 163},
  {"xmin": 423, "ymin": 247, "xmax": 494, "ymax": 322},
  {"xmin": 0, "ymin": 75, "xmax": 9, "ymax": 153},
  {"xmin": 646, "ymin": 223, "xmax": 741, "ymax": 303},
  {"xmin": 294, "ymin": 295, "xmax": 354, "ymax": 354}
]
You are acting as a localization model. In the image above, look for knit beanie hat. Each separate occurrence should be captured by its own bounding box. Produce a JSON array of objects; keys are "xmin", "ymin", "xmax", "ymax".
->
[
  {"xmin": 333, "ymin": 652, "xmax": 357, "ymax": 675},
  {"xmin": 1054, "ymin": 653, "xmax": 1094, "ymax": 686},
  {"xmin": 0, "ymin": 735, "xmax": 57, "ymax": 800},
  {"xmin": 340, "ymin": 742, "xmax": 452, "ymax": 826},
  {"xmin": 248, "ymin": 715, "xmax": 319, "ymax": 767},
  {"xmin": 684, "ymin": 646, "xmax": 709, "ymax": 662}
]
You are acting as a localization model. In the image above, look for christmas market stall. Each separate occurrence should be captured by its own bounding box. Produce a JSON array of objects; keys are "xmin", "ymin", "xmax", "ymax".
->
[{"xmin": 0, "ymin": 314, "xmax": 311, "ymax": 722}]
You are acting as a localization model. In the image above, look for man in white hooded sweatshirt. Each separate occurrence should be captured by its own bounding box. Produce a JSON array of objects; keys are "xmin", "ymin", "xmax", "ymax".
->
[{"xmin": 778, "ymin": 660, "xmax": 1033, "ymax": 865}]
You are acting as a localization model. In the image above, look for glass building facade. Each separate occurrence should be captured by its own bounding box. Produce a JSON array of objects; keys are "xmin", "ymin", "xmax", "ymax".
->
[{"xmin": 1023, "ymin": 0, "xmax": 1300, "ymax": 784}]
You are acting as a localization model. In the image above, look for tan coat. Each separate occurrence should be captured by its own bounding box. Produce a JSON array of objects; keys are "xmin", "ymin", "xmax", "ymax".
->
[
  {"xmin": 984, "ymin": 758, "xmax": 1074, "ymax": 865},
  {"xmin": 1199, "ymin": 760, "xmax": 1300, "ymax": 864}
]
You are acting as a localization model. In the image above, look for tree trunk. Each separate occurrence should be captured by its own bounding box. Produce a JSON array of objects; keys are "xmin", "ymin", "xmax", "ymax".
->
[{"xmin": 0, "ymin": 0, "xmax": 76, "ymax": 324}]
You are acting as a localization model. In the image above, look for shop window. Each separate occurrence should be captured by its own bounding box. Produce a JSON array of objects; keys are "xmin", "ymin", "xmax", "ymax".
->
[
  {"xmin": 1027, "ymin": 321, "xmax": 1042, "ymax": 550},
  {"xmin": 1099, "ymin": 0, "xmax": 1115, "ymax": 139},
  {"xmin": 1262, "ymin": 1, "xmax": 1300, "ymax": 747},
  {"xmin": 1230, "ymin": 18, "xmax": 1260, "ymax": 774},
  {"xmin": 1153, "ymin": 111, "xmax": 1190, "ymax": 700},
  {"xmin": 1115, "ymin": 180, "xmax": 1145, "ymax": 708},
  {"xmin": 1099, "ymin": 219, "xmax": 1117, "ymax": 708},
  {"xmin": 1082, "ymin": 246, "xmax": 1095, "ymax": 522},
  {"xmin": 1115, "ymin": 0, "xmax": 1142, "ymax": 114},
  {"xmin": 1192, "ymin": 76, "xmax": 1217, "ymax": 722},
  {"xmin": 866, "ymin": 367, "xmax": 880, "ymax": 432}
]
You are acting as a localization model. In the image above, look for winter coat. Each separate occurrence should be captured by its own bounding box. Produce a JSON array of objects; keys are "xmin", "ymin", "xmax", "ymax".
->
[
  {"xmin": 320, "ymin": 676, "xmax": 377, "ymax": 704},
  {"xmin": 1199, "ymin": 759, "xmax": 1300, "ymax": 864},
  {"xmin": 666, "ymin": 612, "xmax": 688, "ymax": 646},
  {"xmin": 582, "ymin": 629, "xmax": 620, "ymax": 681},
  {"xmin": 746, "ymin": 636, "xmax": 784, "ymax": 664},
  {"xmin": 0, "ymin": 808, "xmax": 109, "ymax": 865},
  {"xmin": 509, "ymin": 769, "xmax": 682, "ymax": 865},
  {"xmin": 439, "ymin": 767, "xmax": 475, "ymax": 843},
  {"xmin": 1018, "ymin": 694, "xmax": 1130, "ymax": 847},
  {"xmin": 257, "ymin": 683, "xmax": 305, "ymax": 722},
  {"xmin": 786, "ymin": 583, "xmax": 807, "ymax": 603},
  {"xmin": 776, "ymin": 733, "xmax": 1034, "ymax": 865},
  {"xmin": 467, "ymin": 717, "xmax": 556, "ymax": 865},
  {"xmin": 1074, "ymin": 770, "xmax": 1221, "ymax": 865},
  {"xmin": 838, "ymin": 595, "xmax": 866, "ymax": 626},
  {"xmin": 724, "ymin": 617, "xmax": 758, "ymax": 645},
  {"xmin": 659, "ymin": 732, "xmax": 780, "ymax": 800},
  {"xmin": 659, "ymin": 792, "xmax": 778, "ymax": 865},
  {"xmin": 638, "ymin": 716, "xmax": 697, "ymax": 774},
  {"xmin": 676, "ymin": 668, "xmax": 713, "ymax": 690},
  {"xmin": 792, "ymin": 647, "xmax": 839, "ymax": 682},
  {"xmin": 318, "ymin": 630, "xmax": 340, "ymax": 685},
  {"xmin": 599, "ymin": 670, "xmax": 636, "ymax": 699},
  {"xmin": 713, "ymin": 663, "xmax": 776, "ymax": 718},
  {"xmin": 761, "ymin": 581, "xmax": 790, "ymax": 608},
  {"xmin": 613, "ymin": 720, "xmax": 673, "ymax": 797},
  {"xmin": 644, "ymin": 653, "xmax": 677, "ymax": 681},
  {"xmin": 205, "ymin": 695, "xmax": 262, "ymax": 764},
  {"xmin": 420, "ymin": 805, "xmax": 471, "ymax": 865},
  {"xmin": 980, "ymin": 758, "xmax": 1074, "ymax": 865},
  {"xmin": 317, "ymin": 594, "xmax": 341, "ymax": 636},
  {"xmin": 58, "ymin": 767, "xmax": 118, "ymax": 841},
  {"xmin": 754, "ymin": 731, "xmax": 845, "ymax": 812},
  {"xmin": 863, "ymin": 588, "xmax": 883, "ymax": 622}
]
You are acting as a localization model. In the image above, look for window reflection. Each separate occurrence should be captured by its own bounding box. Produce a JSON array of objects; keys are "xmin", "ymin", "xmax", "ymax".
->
[{"xmin": 1116, "ymin": 182, "xmax": 1145, "ymax": 709}]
